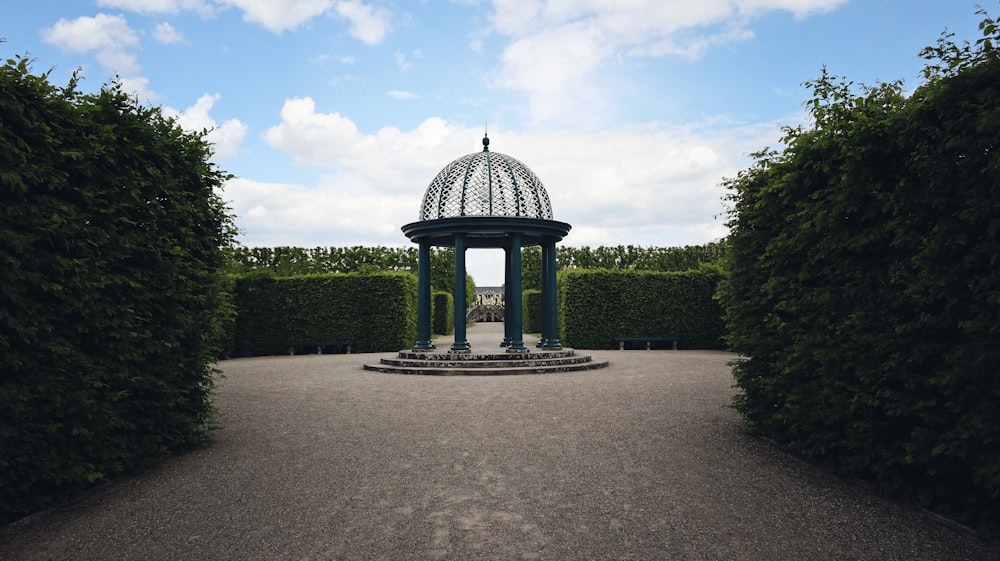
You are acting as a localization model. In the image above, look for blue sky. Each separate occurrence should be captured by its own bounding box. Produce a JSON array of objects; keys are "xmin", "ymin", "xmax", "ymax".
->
[{"xmin": 3, "ymin": 1, "xmax": 988, "ymax": 284}]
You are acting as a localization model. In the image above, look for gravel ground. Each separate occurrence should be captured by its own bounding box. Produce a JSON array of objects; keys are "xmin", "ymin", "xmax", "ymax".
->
[{"xmin": 3, "ymin": 323, "xmax": 998, "ymax": 561}]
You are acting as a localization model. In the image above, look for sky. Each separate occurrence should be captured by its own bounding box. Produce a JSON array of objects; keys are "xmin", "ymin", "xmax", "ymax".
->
[{"xmin": 2, "ymin": 1, "xmax": 988, "ymax": 285}]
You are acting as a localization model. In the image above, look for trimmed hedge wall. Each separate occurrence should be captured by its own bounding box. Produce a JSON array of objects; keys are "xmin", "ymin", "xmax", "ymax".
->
[
  {"xmin": 523, "ymin": 289, "xmax": 542, "ymax": 334},
  {"xmin": 432, "ymin": 290, "xmax": 454, "ymax": 335},
  {"xmin": 1, "ymin": 58, "xmax": 233, "ymax": 523},
  {"xmin": 233, "ymin": 272, "xmax": 416, "ymax": 354},
  {"xmin": 718, "ymin": 15, "xmax": 1000, "ymax": 537},
  {"xmin": 519, "ymin": 242, "xmax": 727, "ymax": 291},
  {"xmin": 558, "ymin": 267, "xmax": 725, "ymax": 350}
]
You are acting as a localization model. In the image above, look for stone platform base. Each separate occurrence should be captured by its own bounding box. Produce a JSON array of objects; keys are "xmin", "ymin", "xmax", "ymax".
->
[{"xmin": 364, "ymin": 348, "xmax": 608, "ymax": 375}]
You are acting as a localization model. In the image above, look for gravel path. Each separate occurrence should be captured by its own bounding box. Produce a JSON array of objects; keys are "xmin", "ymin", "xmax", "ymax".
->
[{"xmin": 3, "ymin": 323, "xmax": 998, "ymax": 560}]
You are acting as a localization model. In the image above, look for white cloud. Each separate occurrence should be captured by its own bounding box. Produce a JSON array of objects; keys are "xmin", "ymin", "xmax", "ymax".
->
[
  {"xmin": 489, "ymin": 0, "xmax": 844, "ymax": 37},
  {"xmin": 41, "ymin": 13, "xmax": 155, "ymax": 100},
  {"xmin": 97, "ymin": 0, "xmax": 215, "ymax": 16},
  {"xmin": 486, "ymin": 0, "xmax": 849, "ymax": 124},
  {"xmin": 165, "ymin": 93, "xmax": 249, "ymax": 158},
  {"xmin": 626, "ymin": 22, "xmax": 757, "ymax": 59},
  {"xmin": 202, "ymin": 0, "xmax": 389, "ymax": 38},
  {"xmin": 333, "ymin": 0, "xmax": 391, "ymax": 44},
  {"xmin": 387, "ymin": 90, "xmax": 418, "ymax": 100},
  {"xmin": 216, "ymin": 0, "xmax": 335, "ymax": 33},
  {"xmin": 152, "ymin": 22, "xmax": 186, "ymax": 44},
  {"xmin": 490, "ymin": 20, "xmax": 613, "ymax": 126},
  {"xmin": 206, "ymin": 121, "xmax": 249, "ymax": 158},
  {"xmin": 262, "ymin": 97, "xmax": 363, "ymax": 165},
  {"xmin": 489, "ymin": 0, "xmax": 544, "ymax": 36},
  {"xmin": 395, "ymin": 48, "xmax": 423, "ymax": 71},
  {"xmin": 487, "ymin": 122, "xmax": 776, "ymax": 243},
  {"xmin": 101, "ymin": 0, "xmax": 393, "ymax": 39},
  {"xmin": 103, "ymin": 0, "xmax": 394, "ymax": 38},
  {"xmin": 41, "ymin": 13, "xmax": 139, "ymax": 52},
  {"xmin": 263, "ymin": 98, "xmax": 466, "ymax": 192},
  {"xmin": 739, "ymin": 0, "xmax": 846, "ymax": 19},
  {"xmin": 395, "ymin": 50, "xmax": 411, "ymax": 71},
  {"xmin": 225, "ymin": 176, "xmax": 417, "ymax": 247},
  {"xmin": 94, "ymin": 47, "xmax": 144, "ymax": 78}
]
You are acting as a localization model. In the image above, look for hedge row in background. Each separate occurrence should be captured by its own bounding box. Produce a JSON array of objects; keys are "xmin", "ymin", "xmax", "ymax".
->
[
  {"xmin": 432, "ymin": 291, "xmax": 454, "ymax": 336},
  {"xmin": 557, "ymin": 243, "xmax": 727, "ymax": 271},
  {"xmin": 523, "ymin": 289, "xmax": 542, "ymax": 334},
  {"xmin": 230, "ymin": 243, "xmax": 726, "ymax": 299},
  {"xmin": 1, "ymin": 58, "xmax": 234, "ymax": 523},
  {"xmin": 718, "ymin": 13, "xmax": 1000, "ymax": 537},
  {"xmin": 232, "ymin": 245, "xmax": 418, "ymax": 276},
  {"xmin": 520, "ymin": 242, "xmax": 726, "ymax": 291},
  {"xmin": 229, "ymin": 245, "xmax": 476, "ymax": 309},
  {"xmin": 233, "ymin": 273, "xmax": 416, "ymax": 354},
  {"xmin": 558, "ymin": 268, "xmax": 726, "ymax": 350}
]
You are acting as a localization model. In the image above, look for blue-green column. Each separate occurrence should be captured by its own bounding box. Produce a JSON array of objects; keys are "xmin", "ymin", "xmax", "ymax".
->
[
  {"xmin": 501, "ymin": 247, "xmax": 512, "ymax": 347},
  {"xmin": 541, "ymin": 240, "xmax": 562, "ymax": 349},
  {"xmin": 538, "ymin": 242, "xmax": 550, "ymax": 348},
  {"xmin": 506, "ymin": 235, "xmax": 527, "ymax": 352},
  {"xmin": 451, "ymin": 234, "xmax": 470, "ymax": 352},
  {"xmin": 413, "ymin": 241, "xmax": 433, "ymax": 351}
]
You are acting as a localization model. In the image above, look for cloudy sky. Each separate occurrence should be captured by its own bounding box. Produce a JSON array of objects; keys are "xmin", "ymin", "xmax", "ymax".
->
[{"xmin": 4, "ymin": 1, "xmax": 986, "ymax": 284}]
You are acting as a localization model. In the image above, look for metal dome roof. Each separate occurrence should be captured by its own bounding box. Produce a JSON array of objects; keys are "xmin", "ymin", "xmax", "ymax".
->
[{"xmin": 418, "ymin": 136, "xmax": 554, "ymax": 221}]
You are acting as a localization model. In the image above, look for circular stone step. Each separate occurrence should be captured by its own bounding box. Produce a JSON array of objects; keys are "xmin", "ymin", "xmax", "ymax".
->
[
  {"xmin": 396, "ymin": 349, "xmax": 578, "ymax": 361},
  {"xmin": 362, "ymin": 358, "xmax": 609, "ymax": 376},
  {"xmin": 377, "ymin": 354, "xmax": 596, "ymax": 369},
  {"xmin": 364, "ymin": 347, "xmax": 609, "ymax": 375}
]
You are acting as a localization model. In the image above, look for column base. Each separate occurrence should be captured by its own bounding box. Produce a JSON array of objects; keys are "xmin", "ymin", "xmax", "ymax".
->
[{"xmin": 506, "ymin": 341, "xmax": 529, "ymax": 353}]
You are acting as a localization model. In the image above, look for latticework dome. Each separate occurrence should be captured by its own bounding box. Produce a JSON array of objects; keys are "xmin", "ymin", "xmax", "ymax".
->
[{"xmin": 419, "ymin": 136, "xmax": 553, "ymax": 221}]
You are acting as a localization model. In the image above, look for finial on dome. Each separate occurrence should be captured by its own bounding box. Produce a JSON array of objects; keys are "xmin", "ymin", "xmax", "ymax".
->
[{"xmin": 483, "ymin": 123, "xmax": 489, "ymax": 151}]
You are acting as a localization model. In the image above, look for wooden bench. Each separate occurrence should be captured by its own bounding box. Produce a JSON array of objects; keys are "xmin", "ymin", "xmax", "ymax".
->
[
  {"xmin": 285, "ymin": 340, "xmax": 354, "ymax": 355},
  {"xmin": 612, "ymin": 337, "xmax": 680, "ymax": 350}
]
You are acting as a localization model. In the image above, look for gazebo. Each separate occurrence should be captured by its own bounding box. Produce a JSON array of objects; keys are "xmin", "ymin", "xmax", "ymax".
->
[{"xmin": 402, "ymin": 135, "xmax": 571, "ymax": 353}]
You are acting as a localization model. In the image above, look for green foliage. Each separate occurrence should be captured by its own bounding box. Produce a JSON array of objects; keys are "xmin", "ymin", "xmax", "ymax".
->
[
  {"xmin": 523, "ymin": 289, "xmax": 543, "ymax": 334},
  {"xmin": 718, "ymin": 9, "xmax": 1000, "ymax": 537},
  {"xmin": 430, "ymin": 247, "xmax": 456, "ymax": 295},
  {"xmin": 558, "ymin": 268, "xmax": 726, "ymax": 350},
  {"xmin": 558, "ymin": 243, "xmax": 728, "ymax": 272},
  {"xmin": 521, "ymin": 243, "xmax": 727, "ymax": 291},
  {"xmin": 521, "ymin": 246, "xmax": 542, "ymax": 291},
  {"xmin": 235, "ymin": 243, "xmax": 724, "ymax": 306},
  {"xmin": 232, "ymin": 272, "xmax": 416, "ymax": 354},
  {"xmin": 230, "ymin": 245, "xmax": 475, "ymax": 307},
  {"xmin": 464, "ymin": 273, "xmax": 476, "ymax": 309},
  {"xmin": 432, "ymin": 291, "xmax": 454, "ymax": 335},
  {"xmin": 0, "ymin": 56, "xmax": 234, "ymax": 522},
  {"xmin": 230, "ymin": 245, "xmax": 418, "ymax": 276}
]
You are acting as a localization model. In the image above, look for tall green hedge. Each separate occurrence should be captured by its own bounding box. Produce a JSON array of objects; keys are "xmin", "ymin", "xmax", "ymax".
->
[
  {"xmin": 1, "ymin": 57, "xmax": 234, "ymax": 523},
  {"xmin": 233, "ymin": 272, "xmax": 416, "ymax": 354},
  {"xmin": 718, "ymin": 12, "xmax": 1000, "ymax": 537},
  {"xmin": 558, "ymin": 268, "xmax": 725, "ymax": 349},
  {"xmin": 229, "ymin": 245, "xmax": 472, "ymax": 304},
  {"xmin": 432, "ymin": 290, "xmax": 454, "ymax": 335},
  {"xmin": 523, "ymin": 289, "xmax": 542, "ymax": 334},
  {"xmin": 231, "ymin": 245, "xmax": 418, "ymax": 276},
  {"xmin": 520, "ymin": 242, "xmax": 727, "ymax": 291}
]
